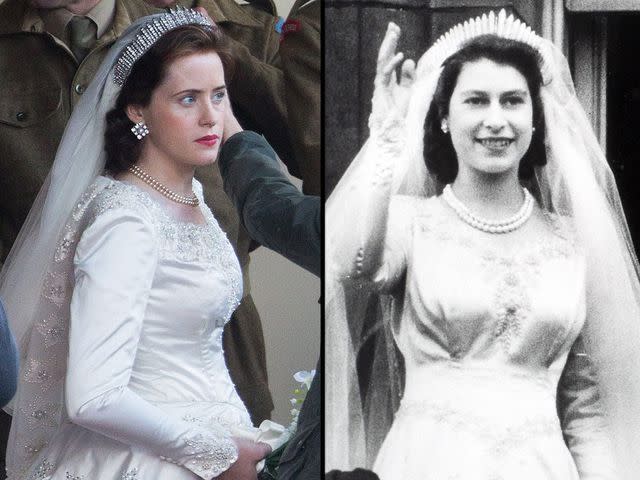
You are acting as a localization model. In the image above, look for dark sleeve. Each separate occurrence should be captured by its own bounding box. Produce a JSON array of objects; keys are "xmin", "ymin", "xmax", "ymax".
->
[
  {"xmin": 0, "ymin": 300, "xmax": 18, "ymax": 408},
  {"xmin": 219, "ymin": 131, "xmax": 320, "ymax": 277}
]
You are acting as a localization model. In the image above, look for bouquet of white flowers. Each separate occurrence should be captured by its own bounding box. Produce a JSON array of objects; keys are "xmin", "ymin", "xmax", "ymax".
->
[{"xmin": 260, "ymin": 369, "xmax": 316, "ymax": 479}]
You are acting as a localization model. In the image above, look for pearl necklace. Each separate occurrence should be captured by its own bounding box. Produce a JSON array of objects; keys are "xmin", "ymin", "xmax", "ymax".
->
[
  {"xmin": 442, "ymin": 184, "xmax": 534, "ymax": 234},
  {"xmin": 128, "ymin": 164, "xmax": 199, "ymax": 207}
]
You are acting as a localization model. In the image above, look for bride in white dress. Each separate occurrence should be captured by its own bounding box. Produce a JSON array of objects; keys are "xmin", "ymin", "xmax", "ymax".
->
[
  {"xmin": 1, "ymin": 9, "xmax": 284, "ymax": 480},
  {"xmin": 326, "ymin": 11, "xmax": 640, "ymax": 480}
]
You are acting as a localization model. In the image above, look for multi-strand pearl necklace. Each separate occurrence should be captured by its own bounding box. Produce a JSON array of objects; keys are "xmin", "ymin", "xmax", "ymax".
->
[
  {"xmin": 442, "ymin": 184, "xmax": 534, "ymax": 234},
  {"xmin": 128, "ymin": 164, "xmax": 199, "ymax": 207}
]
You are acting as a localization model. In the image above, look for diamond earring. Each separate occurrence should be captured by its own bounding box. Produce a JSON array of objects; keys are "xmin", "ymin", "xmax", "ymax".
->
[
  {"xmin": 441, "ymin": 120, "xmax": 449, "ymax": 134},
  {"xmin": 131, "ymin": 122, "xmax": 149, "ymax": 140}
]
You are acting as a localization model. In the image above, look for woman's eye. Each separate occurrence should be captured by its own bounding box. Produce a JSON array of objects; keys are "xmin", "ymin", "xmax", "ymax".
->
[
  {"xmin": 465, "ymin": 97, "xmax": 486, "ymax": 105},
  {"xmin": 212, "ymin": 91, "xmax": 226, "ymax": 104},
  {"xmin": 180, "ymin": 95, "xmax": 196, "ymax": 105},
  {"xmin": 503, "ymin": 96, "xmax": 524, "ymax": 106}
]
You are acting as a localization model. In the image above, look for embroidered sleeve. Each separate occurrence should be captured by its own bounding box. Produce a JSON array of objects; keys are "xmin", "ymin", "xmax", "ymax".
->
[
  {"xmin": 65, "ymin": 206, "xmax": 238, "ymax": 479},
  {"xmin": 161, "ymin": 433, "xmax": 238, "ymax": 477}
]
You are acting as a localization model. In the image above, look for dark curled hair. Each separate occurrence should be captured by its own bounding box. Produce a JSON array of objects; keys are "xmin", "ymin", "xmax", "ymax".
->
[
  {"xmin": 104, "ymin": 24, "xmax": 234, "ymax": 174},
  {"xmin": 424, "ymin": 34, "xmax": 546, "ymax": 185}
]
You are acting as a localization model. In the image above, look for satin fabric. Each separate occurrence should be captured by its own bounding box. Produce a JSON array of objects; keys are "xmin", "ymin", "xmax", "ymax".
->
[
  {"xmin": 366, "ymin": 196, "xmax": 615, "ymax": 480},
  {"xmin": 19, "ymin": 177, "xmax": 261, "ymax": 479}
]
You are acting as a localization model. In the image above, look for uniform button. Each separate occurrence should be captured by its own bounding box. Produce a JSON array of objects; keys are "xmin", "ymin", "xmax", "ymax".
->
[
  {"xmin": 16, "ymin": 112, "xmax": 28, "ymax": 122},
  {"xmin": 74, "ymin": 84, "xmax": 85, "ymax": 94}
]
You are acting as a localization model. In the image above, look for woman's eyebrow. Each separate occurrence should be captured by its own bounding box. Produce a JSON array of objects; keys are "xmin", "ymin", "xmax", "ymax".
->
[
  {"xmin": 172, "ymin": 85, "xmax": 227, "ymax": 96},
  {"xmin": 501, "ymin": 89, "xmax": 529, "ymax": 96}
]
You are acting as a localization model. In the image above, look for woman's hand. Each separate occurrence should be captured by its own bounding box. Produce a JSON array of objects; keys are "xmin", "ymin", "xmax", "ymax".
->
[
  {"xmin": 369, "ymin": 22, "xmax": 416, "ymax": 136},
  {"xmin": 217, "ymin": 437, "xmax": 271, "ymax": 480}
]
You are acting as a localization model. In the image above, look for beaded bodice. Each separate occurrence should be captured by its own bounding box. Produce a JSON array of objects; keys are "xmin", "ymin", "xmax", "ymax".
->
[
  {"xmin": 83, "ymin": 178, "xmax": 244, "ymax": 406},
  {"xmin": 384, "ymin": 195, "xmax": 584, "ymax": 373}
]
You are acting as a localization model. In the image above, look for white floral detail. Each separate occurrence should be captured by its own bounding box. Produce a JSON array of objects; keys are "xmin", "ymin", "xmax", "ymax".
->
[
  {"xmin": 293, "ymin": 370, "xmax": 316, "ymax": 390},
  {"xmin": 121, "ymin": 468, "xmax": 139, "ymax": 479},
  {"xmin": 21, "ymin": 437, "xmax": 49, "ymax": 466},
  {"xmin": 181, "ymin": 412, "xmax": 245, "ymax": 431},
  {"xmin": 396, "ymin": 395, "xmax": 559, "ymax": 459},
  {"xmin": 65, "ymin": 472, "xmax": 84, "ymax": 480},
  {"xmin": 29, "ymin": 458, "xmax": 53, "ymax": 479},
  {"xmin": 286, "ymin": 369, "xmax": 316, "ymax": 435},
  {"xmin": 23, "ymin": 358, "xmax": 62, "ymax": 391},
  {"xmin": 414, "ymin": 198, "xmax": 581, "ymax": 356},
  {"xmin": 54, "ymin": 181, "xmax": 105, "ymax": 263},
  {"xmin": 493, "ymin": 271, "xmax": 531, "ymax": 353},
  {"xmin": 11, "ymin": 179, "xmax": 109, "ymax": 478},
  {"xmin": 183, "ymin": 433, "xmax": 239, "ymax": 477},
  {"xmin": 35, "ymin": 312, "xmax": 67, "ymax": 349},
  {"xmin": 54, "ymin": 229, "xmax": 76, "ymax": 263},
  {"xmin": 89, "ymin": 179, "xmax": 242, "ymax": 324},
  {"xmin": 42, "ymin": 272, "xmax": 70, "ymax": 308},
  {"xmin": 20, "ymin": 395, "xmax": 61, "ymax": 430},
  {"xmin": 416, "ymin": 197, "xmax": 579, "ymax": 265}
]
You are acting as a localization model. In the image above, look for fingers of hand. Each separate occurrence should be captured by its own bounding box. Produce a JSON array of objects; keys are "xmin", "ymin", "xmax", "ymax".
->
[
  {"xmin": 257, "ymin": 441, "xmax": 272, "ymax": 458},
  {"xmin": 378, "ymin": 52, "xmax": 404, "ymax": 87},
  {"xmin": 376, "ymin": 22, "xmax": 401, "ymax": 69},
  {"xmin": 400, "ymin": 59, "xmax": 416, "ymax": 87}
]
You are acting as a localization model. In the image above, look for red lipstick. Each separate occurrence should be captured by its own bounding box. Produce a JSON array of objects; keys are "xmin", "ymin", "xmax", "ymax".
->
[{"xmin": 196, "ymin": 134, "xmax": 219, "ymax": 147}]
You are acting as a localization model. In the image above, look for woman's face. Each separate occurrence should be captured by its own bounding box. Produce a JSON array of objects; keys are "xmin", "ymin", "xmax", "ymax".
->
[
  {"xmin": 132, "ymin": 51, "xmax": 226, "ymax": 170},
  {"xmin": 445, "ymin": 58, "xmax": 533, "ymax": 180}
]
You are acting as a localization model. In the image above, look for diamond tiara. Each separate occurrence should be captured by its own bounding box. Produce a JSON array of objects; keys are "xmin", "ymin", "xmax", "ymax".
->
[
  {"xmin": 113, "ymin": 6, "xmax": 214, "ymax": 86},
  {"xmin": 421, "ymin": 9, "xmax": 547, "ymax": 76}
]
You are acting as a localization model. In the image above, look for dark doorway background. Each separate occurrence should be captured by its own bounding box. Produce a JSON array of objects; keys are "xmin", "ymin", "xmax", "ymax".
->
[{"xmin": 606, "ymin": 13, "xmax": 640, "ymax": 254}]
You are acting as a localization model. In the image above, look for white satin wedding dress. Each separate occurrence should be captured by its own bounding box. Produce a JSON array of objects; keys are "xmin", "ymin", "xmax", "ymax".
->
[
  {"xmin": 21, "ymin": 177, "xmax": 265, "ymax": 480},
  {"xmin": 368, "ymin": 195, "xmax": 615, "ymax": 480}
]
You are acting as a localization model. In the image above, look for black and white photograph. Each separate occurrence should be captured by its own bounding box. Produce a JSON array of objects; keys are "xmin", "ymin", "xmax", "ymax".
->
[{"xmin": 326, "ymin": 1, "xmax": 640, "ymax": 479}]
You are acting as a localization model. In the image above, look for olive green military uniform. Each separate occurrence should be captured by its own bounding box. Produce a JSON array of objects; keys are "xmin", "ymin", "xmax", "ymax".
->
[
  {"xmin": 0, "ymin": 0, "xmax": 305, "ymax": 430},
  {"xmin": 280, "ymin": 0, "xmax": 321, "ymax": 196}
]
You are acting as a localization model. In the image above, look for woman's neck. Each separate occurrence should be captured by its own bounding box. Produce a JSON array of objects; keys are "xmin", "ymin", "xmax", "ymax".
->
[
  {"xmin": 450, "ymin": 170, "xmax": 524, "ymax": 220},
  {"xmin": 134, "ymin": 152, "xmax": 195, "ymax": 197}
]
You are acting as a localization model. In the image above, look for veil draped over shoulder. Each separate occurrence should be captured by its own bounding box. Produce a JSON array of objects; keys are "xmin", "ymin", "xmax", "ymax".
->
[
  {"xmin": 325, "ymin": 11, "xmax": 640, "ymax": 478},
  {"xmin": 0, "ymin": 12, "xmax": 211, "ymax": 477}
]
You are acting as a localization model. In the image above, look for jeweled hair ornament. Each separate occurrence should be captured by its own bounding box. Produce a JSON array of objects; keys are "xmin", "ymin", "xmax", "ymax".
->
[
  {"xmin": 113, "ymin": 6, "xmax": 213, "ymax": 86},
  {"xmin": 417, "ymin": 9, "xmax": 550, "ymax": 83},
  {"xmin": 433, "ymin": 10, "xmax": 541, "ymax": 59}
]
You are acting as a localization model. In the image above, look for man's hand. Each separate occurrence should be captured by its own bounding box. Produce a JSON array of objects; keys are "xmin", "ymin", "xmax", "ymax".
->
[{"xmin": 222, "ymin": 95, "xmax": 243, "ymax": 142}]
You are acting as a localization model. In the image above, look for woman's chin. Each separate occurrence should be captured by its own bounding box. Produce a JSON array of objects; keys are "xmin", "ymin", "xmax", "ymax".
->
[{"xmin": 469, "ymin": 161, "xmax": 519, "ymax": 178}]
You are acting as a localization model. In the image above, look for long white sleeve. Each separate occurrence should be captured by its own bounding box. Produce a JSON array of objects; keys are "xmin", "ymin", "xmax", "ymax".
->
[{"xmin": 65, "ymin": 207, "xmax": 238, "ymax": 479}]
